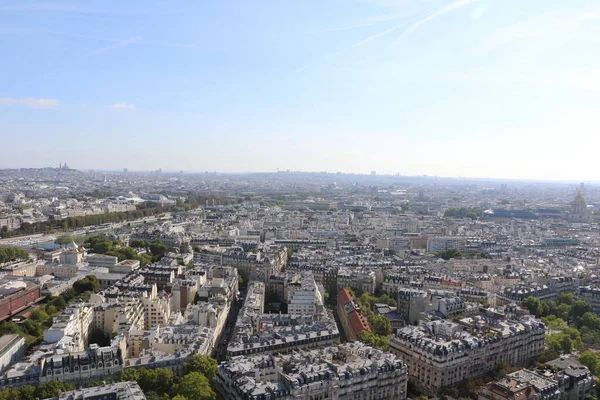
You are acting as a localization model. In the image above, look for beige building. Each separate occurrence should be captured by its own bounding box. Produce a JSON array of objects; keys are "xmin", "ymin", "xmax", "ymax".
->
[{"xmin": 390, "ymin": 316, "xmax": 545, "ymax": 396}]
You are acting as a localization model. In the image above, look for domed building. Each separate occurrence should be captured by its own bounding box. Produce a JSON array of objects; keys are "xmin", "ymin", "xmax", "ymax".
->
[{"xmin": 568, "ymin": 189, "xmax": 592, "ymax": 222}]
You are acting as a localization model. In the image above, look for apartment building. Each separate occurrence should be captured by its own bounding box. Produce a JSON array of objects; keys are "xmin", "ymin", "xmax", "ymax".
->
[
  {"xmin": 389, "ymin": 316, "xmax": 546, "ymax": 396},
  {"xmin": 286, "ymin": 272, "xmax": 324, "ymax": 315},
  {"xmin": 39, "ymin": 344, "xmax": 124, "ymax": 385},
  {"xmin": 337, "ymin": 288, "xmax": 371, "ymax": 341},
  {"xmin": 217, "ymin": 342, "xmax": 408, "ymax": 400},
  {"xmin": 43, "ymin": 303, "xmax": 95, "ymax": 352},
  {"xmin": 42, "ymin": 381, "xmax": 146, "ymax": 400}
]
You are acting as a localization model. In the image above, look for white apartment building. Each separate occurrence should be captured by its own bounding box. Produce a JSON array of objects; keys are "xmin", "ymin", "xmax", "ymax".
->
[
  {"xmin": 0, "ymin": 335, "xmax": 25, "ymax": 374},
  {"xmin": 286, "ymin": 272, "xmax": 324, "ymax": 315},
  {"xmin": 43, "ymin": 303, "xmax": 95, "ymax": 352},
  {"xmin": 427, "ymin": 236, "xmax": 467, "ymax": 253}
]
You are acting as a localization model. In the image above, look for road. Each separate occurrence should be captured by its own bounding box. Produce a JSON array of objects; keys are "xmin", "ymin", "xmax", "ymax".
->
[{"xmin": 213, "ymin": 290, "xmax": 245, "ymax": 362}]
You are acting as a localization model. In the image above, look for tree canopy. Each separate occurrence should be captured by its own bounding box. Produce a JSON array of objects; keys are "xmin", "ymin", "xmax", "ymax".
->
[{"xmin": 0, "ymin": 247, "xmax": 30, "ymax": 263}]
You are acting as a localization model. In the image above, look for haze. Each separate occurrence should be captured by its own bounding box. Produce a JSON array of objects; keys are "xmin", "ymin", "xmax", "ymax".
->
[{"xmin": 1, "ymin": 0, "xmax": 599, "ymax": 181}]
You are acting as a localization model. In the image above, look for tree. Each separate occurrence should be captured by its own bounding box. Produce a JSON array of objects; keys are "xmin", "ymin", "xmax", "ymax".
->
[
  {"xmin": 130, "ymin": 239, "xmax": 150, "ymax": 248},
  {"xmin": 580, "ymin": 351, "xmax": 600, "ymax": 376},
  {"xmin": 29, "ymin": 308, "xmax": 49, "ymax": 323},
  {"xmin": 150, "ymin": 241, "xmax": 168, "ymax": 258},
  {"xmin": 0, "ymin": 247, "xmax": 30, "ymax": 263},
  {"xmin": 522, "ymin": 296, "xmax": 543, "ymax": 317},
  {"xmin": 434, "ymin": 248, "xmax": 464, "ymax": 260},
  {"xmin": 154, "ymin": 368, "xmax": 175, "ymax": 396},
  {"xmin": 48, "ymin": 296, "xmax": 67, "ymax": 311},
  {"xmin": 560, "ymin": 335, "xmax": 573, "ymax": 354},
  {"xmin": 73, "ymin": 275, "xmax": 100, "ymax": 294},
  {"xmin": 371, "ymin": 315, "xmax": 392, "ymax": 336},
  {"xmin": 185, "ymin": 354, "xmax": 218, "ymax": 380},
  {"xmin": 571, "ymin": 300, "xmax": 591, "ymax": 320},
  {"xmin": 579, "ymin": 312, "xmax": 600, "ymax": 330},
  {"xmin": 88, "ymin": 328, "xmax": 110, "ymax": 346},
  {"xmin": 172, "ymin": 372, "xmax": 216, "ymax": 400},
  {"xmin": 35, "ymin": 381, "xmax": 74, "ymax": 399},
  {"xmin": 118, "ymin": 368, "xmax": 139, "ymax": 382},
  {"xmin": 55, "ymin": 235, "xmax": 73, "ymax": 246},
  {"xmin": 19, "ymin": 385, "xmax": 36, "ymax": 400},
  {"xmin": 557, "ymin": 293, "xmax": 574, "ymax": 306},
  {"xmin": 557, "ymin": 304, "xmax": 571, "ymax": 321},
  {"xmin": 466, "ymin": 211, "xmax": 477, "ymax": 220}
]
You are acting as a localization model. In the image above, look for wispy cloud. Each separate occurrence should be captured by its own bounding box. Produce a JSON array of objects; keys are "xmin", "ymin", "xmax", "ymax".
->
[
  {"xmin": 574, "ymin": 9, "xmax": 600, "ymax": 22},
  {"xmin": 143, "ymin": 39, "xmax": 202, "ymax": 49},
  {"xmin": 110, "ymin": 102, "xmax": 136, "ymax": 110},
  {"xmin": 0, "ymin": 97, "xmax": 60, "ymax": 108},
  {"xmin": 316, "ymin": 13, "xmax": 403, "ymax": 34},
  {"xmin": 395, "ymin": 0, "xmax": 480, "ymax": 42},
  {"xmin": 353, "ymin": 23, "xmax": 405, "ymax": 47},
  {"xmin": 86, "ymin": 36, "xmax": 141, "ymax": 56}
]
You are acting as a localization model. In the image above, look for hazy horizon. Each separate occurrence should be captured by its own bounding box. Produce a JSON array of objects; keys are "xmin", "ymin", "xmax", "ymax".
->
[{"xmin": 1, "ymin": 0, "xmax": 599, "ymax": 181}]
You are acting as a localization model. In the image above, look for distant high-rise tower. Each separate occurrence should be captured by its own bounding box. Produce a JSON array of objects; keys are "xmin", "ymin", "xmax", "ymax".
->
[
  {"xmin": 371, "ymin": 171, "xmax": 376, "ymax": 176},
  {"xmin": 123, "ymin": 168, "xmax": 128, "ymax": 174}
]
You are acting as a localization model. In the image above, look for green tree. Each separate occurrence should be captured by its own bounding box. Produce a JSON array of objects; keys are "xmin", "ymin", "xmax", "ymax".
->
[
  {"xmin": 54, "ymin": 235, "xmax": 73, "ymax": 246},
  {"xmin": 557, "ymin": 293, "xmax": 574, "ymax": 306},
  {"xmin": 35, "ymin": 381, "xmax": 74, "ymax": 399},
  {"xmin": 557, "ymin": 303, "xmax": 571, "ymax": 321},
  {"xmin": 571, "ymin": 300, "xmax": 591, "ymax": 320},
  {"xmin": 118, "ymin": 368, "xmax": 139, "ymax": 382},
  {"xmin": 29, "ymin": 308, "xmax": 49, "ymax": 323},
  {"xmin": 150, "ymin": 241, "xmax": 169, "ymax": 258},
  {"xmin": 154, "ymin": 368, "xmax": 175, "ymax": 396},
  {"xmin": 371, "ymin": 315, "xmax": 392, "ymax": 336},
  {"xmin": 73, "ymin": 275, "xmax": 100, "ymax": 294},
  {"xmin": 433, "ymin": 248, "xmax": 464, "ymax": 260},
  {"xmin": 185, "ymin": 354, "xmax": 218, "ymax": 380},
  {"xmin": 19, "ymin": 385, "xmax": 37, "ymax": 400},
  {"xmin": 560, "ymin": 335, "xmax": 573, "ymax": 354},
  {"xmin": 88, "ymin": 328, "xmax": 110, "ymax": 346},
  {"xmin": 580, "ymin": 351, "xmax": 600, "ymax": 376},
  {"xmin": 172, "ymin": 372, "xmax": 216, "ymax": 400},
  {"xmin": 0, "ymin": 247, "xmax": 30, "ymax": 263},
  {"xmin": 465, "ymin": 211, "xmax": 477, "ymax": 220},
  {"xmin": 522, "ymin": 296, "xmax": 543, "ymax": 317}
]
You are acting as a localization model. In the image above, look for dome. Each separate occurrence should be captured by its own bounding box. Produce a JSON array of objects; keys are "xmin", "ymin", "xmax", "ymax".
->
[{"xmin": 573, "ymin": 189, "xmax": 586, "ymax": 205}]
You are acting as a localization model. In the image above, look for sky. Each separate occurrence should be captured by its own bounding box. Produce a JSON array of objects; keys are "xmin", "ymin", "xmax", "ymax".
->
[{"xmin": 1, "ymin": 0, "xmax": 599, "ymax": 181}]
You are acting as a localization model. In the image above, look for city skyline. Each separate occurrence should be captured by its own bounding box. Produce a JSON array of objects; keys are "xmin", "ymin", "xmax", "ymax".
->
[{"xmin": 1, "ymin": 0, "xmax": 599, "ymax": 180}]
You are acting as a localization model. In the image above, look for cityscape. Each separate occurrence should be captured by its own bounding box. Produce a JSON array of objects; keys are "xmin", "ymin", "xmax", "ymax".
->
[
  {"xmin": 0, "ymin": 167, "xmax": 599, "ymax": 400},
  {"xmin": 2, "ymin": 0, "xmax": 599, "ymax": 399}
]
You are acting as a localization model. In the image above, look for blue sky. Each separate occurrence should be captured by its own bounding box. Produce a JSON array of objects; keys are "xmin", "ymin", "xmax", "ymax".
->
[{"xmin": 1, "ymin": 0, "xmax": 599, "ymax": 180}]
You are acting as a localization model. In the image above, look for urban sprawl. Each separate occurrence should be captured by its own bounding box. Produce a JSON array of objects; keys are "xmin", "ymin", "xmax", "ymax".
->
[{"xmin": 1, "ymin": 166, "xmax": 600, "ymax": 400}]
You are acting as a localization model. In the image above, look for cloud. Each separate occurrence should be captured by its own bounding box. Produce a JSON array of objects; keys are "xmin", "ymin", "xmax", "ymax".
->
[
  {"xmin": 316, "ymin": 12, "xmax": 404, "ymax": 34},
  {"xmin": 574, "ymin": 9, "xmax": 600, "ymax": 22},
  {"xmin": 143, "ymin": 40, "xmax": 202, "ymax": 49},
  {"xmin": 110, "ymin": 103, "xmax": 136, "ymax": 110},
  {"xmin": 0, "ymin": 97, "xmax": 60, "ymax": 108},
  {"xmin": 86, "ymin": 36, "xmax": 141, "ymax": 56},
  {"xmin": 353, "ymin": 23, "xmax": 405, "ymax": 47},
  {"xmin": 395, "ymin": 0, "xmax": 480, "ymax": 42}
]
